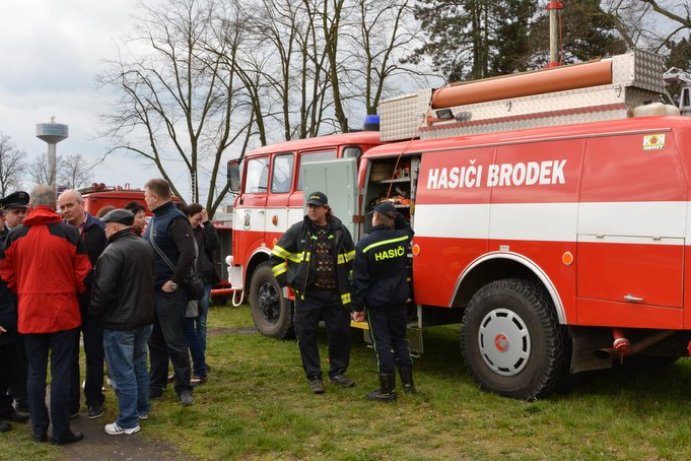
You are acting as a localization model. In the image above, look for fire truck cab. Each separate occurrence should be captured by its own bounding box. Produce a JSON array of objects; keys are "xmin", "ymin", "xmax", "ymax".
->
[{"xmin": 228, "ymin": 49, "xmax": 691, "ymax": 399}]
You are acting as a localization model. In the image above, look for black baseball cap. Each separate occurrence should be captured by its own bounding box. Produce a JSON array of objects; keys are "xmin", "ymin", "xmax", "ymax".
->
[
  {"xmin": 306, "ymin": 192, "xmax": 328, "ymax": 207},
  {"xmin": 373, "ymin": 202, "xmax": 396, "ymax": 218}
]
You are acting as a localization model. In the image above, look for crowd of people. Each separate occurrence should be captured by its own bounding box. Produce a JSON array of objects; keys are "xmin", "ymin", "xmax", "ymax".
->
[
  {"xmin": 0, "ymin": 184, "xmax": 416, "ymax": 445},
  {"xmin": 0, "ymin": 179, "xmax": 220, "ymax": 444}
]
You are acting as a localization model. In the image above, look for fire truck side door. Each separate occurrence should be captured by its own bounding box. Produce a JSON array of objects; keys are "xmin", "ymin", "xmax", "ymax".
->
[
  {"xmin": 233, "ymin": 156, "xmax": 269, "ymax": 264},
  {"xmin": 302, "ymin": 157, "xmax": 358, "ymax": 239},
  {"xmin": 576, "ymin": 132, "xmax": 686, "ymax": 326}
]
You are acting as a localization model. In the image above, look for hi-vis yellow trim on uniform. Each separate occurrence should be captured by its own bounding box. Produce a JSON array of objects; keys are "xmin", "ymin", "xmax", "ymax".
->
[
  {"xmin": 271, "ymin": 245, "xmax": 291, "ymax": 259},
  {"xmin": 272, "ymin": 262, "xmax": 288, "ymax": 277},
  {"xmin": 337, "ymin": 250, "xmax": 355, "ymax": 265},
  {"xmin": 362, "ymin": 235, "xmax": 409, "ymax": 254},
  {"xmin": 341, "ymin": 292, "xmax": 351, "ymax": 304},
  {"xmin": 272, "ymin": 245, "xmax": 306, "ymax": 263}
]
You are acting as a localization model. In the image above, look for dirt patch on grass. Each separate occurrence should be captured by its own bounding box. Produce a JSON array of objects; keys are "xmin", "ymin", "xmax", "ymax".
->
[{"xmin": 57, "ymin": 413, "xmax": 185, "ymax": 461}]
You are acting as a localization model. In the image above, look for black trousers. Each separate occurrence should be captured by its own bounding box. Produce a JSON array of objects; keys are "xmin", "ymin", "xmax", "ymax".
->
[
  {"xmin": 4, "ymin": 332, "xmax": 27, "ymax": 409},
  {"xmin": 148, "ymin": 289, "xmax": 192, "ymax": 395},
  {"xmin": 24, "ymin": 328, "xmax": 78, "ymax": 440},
  {"xmin": 294, "ymin": 288, "xmax": 351, "ymax": 380},
  {"xmin": 0, "ymin": 337, "xmax": 18, "ymax": 418},
  {"xmin": 367, "ymin": 303, "xmax": 412, "ymax": 375},
  {"xmin": 70, "ymin": 311, "xmax": 105, "ymax": 412}
]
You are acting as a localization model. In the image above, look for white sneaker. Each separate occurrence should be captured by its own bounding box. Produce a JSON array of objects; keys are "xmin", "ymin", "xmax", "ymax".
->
[{"xmin": 104, "ymin": 422, "xmax": 141, "ymax": 436}]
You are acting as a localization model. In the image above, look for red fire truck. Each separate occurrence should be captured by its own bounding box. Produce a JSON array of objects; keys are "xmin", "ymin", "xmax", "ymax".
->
[
  {"xmin": 80, "ymin": 184, "xmax": 233, "ymax": 297},
  {"xmin": 226, "ymin": 49, "xmax": 691, "ymax": 399}
]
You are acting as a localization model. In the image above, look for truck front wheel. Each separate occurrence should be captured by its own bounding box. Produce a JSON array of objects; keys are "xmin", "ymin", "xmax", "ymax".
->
[
  {"xmin": 461, "ymin": 279, "xmax": 569, "ymax": 400},
  {"xmin": 249, "ymin": 262, "xmax": 294, "ymax": 339}
]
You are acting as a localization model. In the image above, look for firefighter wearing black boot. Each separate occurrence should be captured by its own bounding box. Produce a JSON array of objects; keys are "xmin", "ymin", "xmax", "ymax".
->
[
  {"xmin": 270, "ymin": 192, "xmax": 356, "ymax": 395},
  {"xmin": 351, "ymin": 202, "xmax": 415, "ymax": 402}
]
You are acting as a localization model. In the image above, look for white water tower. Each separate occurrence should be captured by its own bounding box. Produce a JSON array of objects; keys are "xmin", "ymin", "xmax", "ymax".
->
[{"xmin": 36, "ymin": 117, "xmax": 68, "ymax": 188}]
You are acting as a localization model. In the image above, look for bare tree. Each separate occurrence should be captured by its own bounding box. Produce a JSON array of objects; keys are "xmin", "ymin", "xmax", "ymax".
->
[
  {"xmin": 101, "ymin": 0, "xmax": 252, "ymax": 215},
  {"xmin": 347, "ymin": 0, "xmax": 432, "ymax": 115},
  {"xmin": 28, "ymin": 153, "xmax": 57, "ymax": 186},
  {"xmin": 0, "ymin": 134, "xmax": 27, "ymax": 196},
  {"xmin": 28, "ymin": 153, "xmax": 92, "ymax": 190},
  {"xmin": 59, "ymin": 154, "xmax": 92, "ymax": 190},
  {"xmin": 604, "ymin": 1, "xmax": 691, "ymax": 54}
]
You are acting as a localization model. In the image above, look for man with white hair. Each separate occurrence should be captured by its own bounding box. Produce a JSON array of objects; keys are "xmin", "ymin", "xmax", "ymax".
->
[
  {"xmin": 0, "ymin": 185, "xmax": 91, "ymax": 444},
  {"xmin": 57, "ymin": 189, "xmax": 107, "ymax": 420}
]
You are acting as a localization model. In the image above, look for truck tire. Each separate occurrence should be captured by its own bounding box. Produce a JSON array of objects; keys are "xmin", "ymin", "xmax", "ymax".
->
[
  {"xmin": 249, "ymin": 262, "xmax": 294, "ymax": 339},
  {"xmin": 461, "ymin": 278, "xmax": 569, "ymax": 400}
]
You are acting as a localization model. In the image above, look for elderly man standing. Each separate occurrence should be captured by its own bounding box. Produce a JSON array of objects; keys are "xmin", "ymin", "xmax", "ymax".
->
[
  {"xmin": 143, "ymin": 179, "xmax": 195, "ymax": 405},
  {"xmin": 90, "ymin": 209, "xmax": 154, "ymax": 435},
  {"xmin": 57, "ymin": 189, "xmax": 107, "ymax": 420},
  {"xmin": 0, "ymin": 185, "xmax": 91, "ymax": 444}
]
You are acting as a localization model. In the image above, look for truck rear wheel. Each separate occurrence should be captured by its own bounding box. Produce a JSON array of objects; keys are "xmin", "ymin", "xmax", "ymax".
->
[
  {"xmin": 249, "ymin": 262, "xmax": 294, "ymax": 339},
  {"xmin": 461, "ymin": 278, "xmax": 569, "ymax": 400}
]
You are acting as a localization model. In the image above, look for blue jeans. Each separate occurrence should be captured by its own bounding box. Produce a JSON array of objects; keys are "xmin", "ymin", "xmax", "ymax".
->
[
  {"xmin": 104, "ymin": 325, "xmax": 153, "ymax": 429},
  {"xmin": 24, "ymin": 328, "xmax": 78, "ymax": 440},
  {"xmin": 195, "ymin": 284, "xmax": 212, "ymax": 367},
  {"xmin": 184, "ymin": 316, "xmax": 206, "ymax": 378}
]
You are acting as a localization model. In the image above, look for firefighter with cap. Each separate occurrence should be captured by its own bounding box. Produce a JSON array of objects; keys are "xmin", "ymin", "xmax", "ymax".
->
[
  {"xmin": 351, "ymin": 201, "xmax": 415, "ymax": 401},
  {"xmin": 0, "ymin": 191, "xmax": 30, "ymax": 423},
  {"xmin": 270, "ymin": 191, "xmax": 356, "ymax": 394},
  {"xmin": 0, "ymin": 191, "xmax": 29, "ymax": 237}
]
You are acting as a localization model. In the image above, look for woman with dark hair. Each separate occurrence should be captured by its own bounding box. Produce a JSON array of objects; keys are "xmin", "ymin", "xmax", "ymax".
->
[
  {"xmin": 123, "ymin": 202, "xmax": 147, "ymax": 236},
  {"xmin": 183, "ymin": 203, "xmax": 220, "ymax": 384}
]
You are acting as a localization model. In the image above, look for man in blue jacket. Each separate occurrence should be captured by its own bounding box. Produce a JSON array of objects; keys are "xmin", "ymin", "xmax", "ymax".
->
[{"xmin": 351, "ymin": 202, "xmax": 415, "ymax": 401}]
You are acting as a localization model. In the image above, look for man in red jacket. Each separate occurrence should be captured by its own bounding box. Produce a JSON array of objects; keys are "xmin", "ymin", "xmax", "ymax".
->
[{"xmin": 0, "ymin": 185, "xmax": 91, "ymax": 445}]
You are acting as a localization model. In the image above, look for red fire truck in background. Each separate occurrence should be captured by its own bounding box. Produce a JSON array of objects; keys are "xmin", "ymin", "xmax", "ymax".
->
[
  {"xmin": 80, "ymin": 184, "xmax": 233, "ymax": 297},
  {"xmin": 225, "ymin": 48, "xmax": 691, "ymax": 400}
]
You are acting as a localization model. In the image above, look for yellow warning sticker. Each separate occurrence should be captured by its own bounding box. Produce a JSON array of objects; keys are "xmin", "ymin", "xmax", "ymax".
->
[{"xmin": 643, "ymin": 134, "xmax": 666, "ymax": 151}]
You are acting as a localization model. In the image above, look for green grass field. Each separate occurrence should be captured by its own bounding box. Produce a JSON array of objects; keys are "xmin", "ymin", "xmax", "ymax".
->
[{"xmin": 6, "ymin": 304, "xmax": 691, "ymax": 460}]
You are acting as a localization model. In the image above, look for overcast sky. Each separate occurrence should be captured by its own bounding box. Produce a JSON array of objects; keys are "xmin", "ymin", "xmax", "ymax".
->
[{"xmin": 0, "ymin": 0, "xmax": 184, "ymax": 194}]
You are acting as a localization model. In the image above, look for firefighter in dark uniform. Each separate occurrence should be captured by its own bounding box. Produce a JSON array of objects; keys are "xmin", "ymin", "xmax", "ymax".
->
[
  {"xmin": 0, "ymin": 191, "xmax": 31, "ymax": 431},
  {"xmin": 351, "ymin": 202, "xmax": 415, "ymax": 401},
  {"xmin": 270, "ymin": 192, "xmax": 356, "ymax": 394}
]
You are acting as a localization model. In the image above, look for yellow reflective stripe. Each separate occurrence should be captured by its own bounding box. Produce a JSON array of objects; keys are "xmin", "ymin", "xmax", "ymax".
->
[
  {"xmin": 287, "ymin": 252, "xmax": 302, "ymax": 263},
  {"xmin": 272, "ymin": 262, "xmax": 287, "ymax": 277},
  {"xmin": 271, "ymin": 245, "xmax": 291, "ymax": 259},
  {"xmin": 337, "ymin": 250, "xmax": 355, "ymax": 265},
  {"xmin": 341, "ymin": 292, "xmax": 351, "ymax": 304},
  {"xmin": 362, "ymin": 235, "xmax": 409, "ymax": 254}
]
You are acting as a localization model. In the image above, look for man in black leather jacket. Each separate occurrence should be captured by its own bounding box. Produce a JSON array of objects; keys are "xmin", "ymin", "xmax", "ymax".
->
[{"xmin": 90, "ymin": 209, "xmax": 155, "ymax": 436}]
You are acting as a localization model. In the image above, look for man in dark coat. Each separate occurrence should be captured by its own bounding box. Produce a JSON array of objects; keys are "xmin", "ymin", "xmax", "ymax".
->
[
  {"xmin": 0, "ymin": 191, "xmax": 30, "ymax": 423},
  {"xmin": 90, "ymin": 209, "xmax": 155, "ymax": 436},
  {"xmin": 144, "ymin": 179, "xmax": 196, "ymax": 405},
  {"xmin": 351, "ymin": 202, "xmax": 415, "ymax": 401},
  {"xmin": 270, "ymin": 192, "xmax": 356, "ymax": 394},
  {"xmin": 58, "ymin": 189, "xmax": 108, "ymax": 419}
]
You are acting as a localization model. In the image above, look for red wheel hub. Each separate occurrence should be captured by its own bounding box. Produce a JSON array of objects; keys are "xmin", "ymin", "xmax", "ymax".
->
[{"xmin": 494, "ymin": 333, "xmax": 509, "ymax": 352}]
